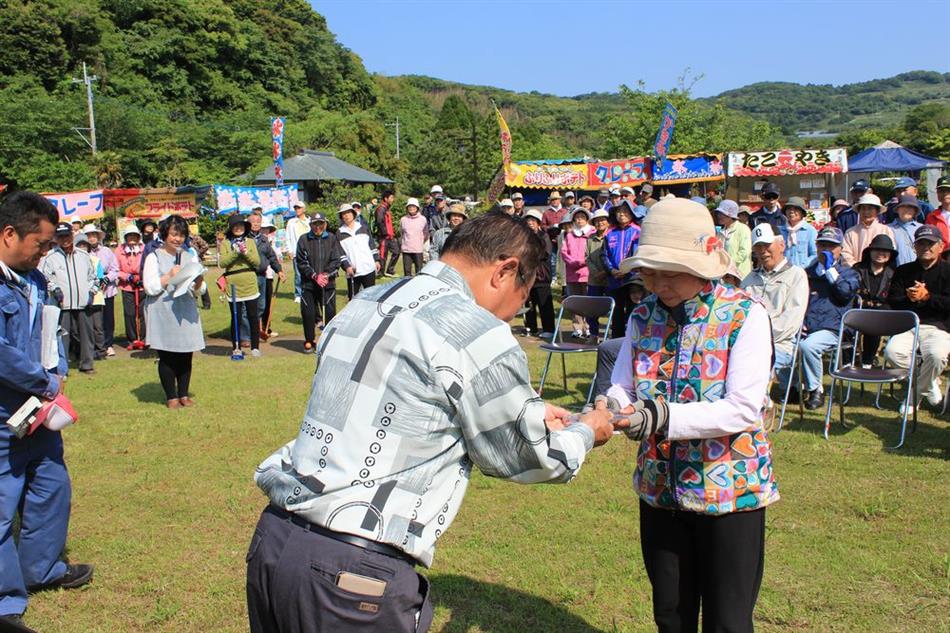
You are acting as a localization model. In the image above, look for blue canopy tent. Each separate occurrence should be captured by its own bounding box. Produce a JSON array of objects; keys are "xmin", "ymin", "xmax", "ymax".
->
[{"xmin": 847, "ymin": 140, "xmax": 945, "ymax": 204}]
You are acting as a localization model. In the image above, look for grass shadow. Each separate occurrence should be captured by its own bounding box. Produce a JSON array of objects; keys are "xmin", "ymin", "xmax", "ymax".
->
[
  {"xmin": 270, "ymin": 339, "xmax": 311, "ymax": 354},
  {"xmin": 130, "ymin": 382, "xmax": 166, "ymax": 406},
  {"xmin": 430, "ymin": 574, "xmax": 603, "ymax": 633}
]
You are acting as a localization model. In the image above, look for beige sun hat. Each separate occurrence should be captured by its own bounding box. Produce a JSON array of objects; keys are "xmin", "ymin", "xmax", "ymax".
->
[
  {"xmin": 854, "ymin": 193, "xmax": 884, "ymax": 210},
  {"xmin": 619, "ymin": 198, "xmax": 730, "ymax": 279}
]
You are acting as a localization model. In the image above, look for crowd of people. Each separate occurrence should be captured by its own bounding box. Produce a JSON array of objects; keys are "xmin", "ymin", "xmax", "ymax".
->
[{"xmin": 1, "ymin": 172, "xmax": 948, "ymax": 632}]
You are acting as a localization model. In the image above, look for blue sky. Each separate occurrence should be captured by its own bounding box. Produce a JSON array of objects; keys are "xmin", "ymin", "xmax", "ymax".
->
[{"xmin": 313, "ymin": 0, "xmax": 950, "ymax": 97}]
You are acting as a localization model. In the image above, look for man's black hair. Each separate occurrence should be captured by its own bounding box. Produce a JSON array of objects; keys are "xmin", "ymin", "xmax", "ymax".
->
[
  {"xmin": 0, "ymin": 191, "xmax": 59, "ymax": 237},
  {"xmin": 381, "ymin": 190, "xmax": 395, "ymax": 199},
  {"xmin": 441, "ymin": 211, "xmax": 546, "ymax": 287},
  {"xmin": 158, "ymin": 215, "xmax": 190, "ymax": 240}
]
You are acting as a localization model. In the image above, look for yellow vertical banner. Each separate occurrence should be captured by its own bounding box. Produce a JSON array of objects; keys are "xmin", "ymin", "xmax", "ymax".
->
[{"xmin": 494, "ymin": 104, "xmax": 513, "ymax": 177}]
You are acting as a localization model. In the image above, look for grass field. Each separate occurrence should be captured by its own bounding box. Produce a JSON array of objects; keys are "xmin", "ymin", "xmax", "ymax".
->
[{"xmin": 21, "ymin": 273, "xmax": 950, "ymax": 632}]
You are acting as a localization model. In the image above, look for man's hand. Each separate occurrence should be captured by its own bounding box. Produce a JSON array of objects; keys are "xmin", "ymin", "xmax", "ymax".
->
[
  {"xmin": 317, "ymin": 272, "xmax": 329, "ymax": 287},
  {"xmin": 543, "ymin": 403, "xmax": 571, "ymax": 432},
  {"xmin": 52, "ymin": 288, "xmax": 64, "ymax": 306},
  {"xmin": 907, "ymin": 281, "xmax": 928, "ymax": 302},
  {"xmin": 169, "ymin": 265, "xmax": 181, "ymax": 279},
  {"xmin": 578, "ymin": 409, "xmax": 614, "ymax": 446},
  {"xmin": 375, "ymin": 262, "xmax": 382, "ymax": 273},
  {"xmin": 346, "ymin": 266, "xmax": 355, "ymax": 278}
]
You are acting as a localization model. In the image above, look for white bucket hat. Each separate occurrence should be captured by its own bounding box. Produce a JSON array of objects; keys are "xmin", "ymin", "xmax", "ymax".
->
[
  {"xmin": 855, "ymin": 193, "xmax": 884, "ymax": 211},
  {"xmin": 405, "ymin": 197, "xmax": 420, "ymax": 208},
  {"xmin": 524, "ymin": 209, "xmax": 543, "ymax": 223},
  {"xmin": 121, "ymin": 226, "xmax": 141, "ymax": 240},
  {"xmin": 619, "ymin": 198, "xmax": 730, "ymax": 279},
  {"xmin": 430, "ymin": 185, "xmax": 443, "ymax": 194},
  {"xmin": 82, "ymin": 224, "xmax": 104, "ymax": 237}
]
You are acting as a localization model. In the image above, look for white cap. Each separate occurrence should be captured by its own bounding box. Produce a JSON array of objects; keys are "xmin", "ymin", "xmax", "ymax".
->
[
  {"xmin": 82, "ymin": 224, "xmax": 103, "ymax": 236},
  {"xmin": 590, "ymin": 208, "xmax": 610, "ymax": 221},
  {"xmin": 620, "ymin": 186, "xmax": 635, "ymax": 195},
  {"xmin": 430, "ymin": 185, "xmax": 443, "ymax": 194},
  {"xmin": 524, "ymin": 209, "xmax": 544, "ymax": 222},
  {"xmin": 751, "ymin": 222, "xmax": 779, "ymax": 246},
  {"xmin": 499, "ymin": 198, "xmax": 514, "ymax": 208},
  {"xmin": 261, "ymin": 217, "xmax": 276, "ymax": 230},
  {"xmin": 405, "ymin": 197, "xmax": 420, "ymax": 208},
  {"xmin": 609, "ymin": 186, "xmax": 621, "ymax": 195},
  {"xmin": 292, "ymin": 200, "xmax": 306, "ymax": 209},
  {"xmin": 337, "ymin": 203, "xmax": 354, "ymax": 215},
  {"xmin": 350, "ymin": 200, "xmax": 362, "ymax": 208}
]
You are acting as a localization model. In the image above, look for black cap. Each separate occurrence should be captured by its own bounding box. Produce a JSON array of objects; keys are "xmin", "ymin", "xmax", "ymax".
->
[
  {"xmin": 850, "ymin": 179, "xmax": 869, "ymax": 192},
  {"xmin": 597, "ymin": 189, "xmax": 609, "ymax": 197},
  {"xmin": 761, "ymin": 182, "xmax": 780, "ymax": 198},
  {"xmin": 914, "ymin": 225, "xmax": 943, "ymax": 243},
  {"xmin": 309, "ymin": 213, "xmax": 328, "ymax": 224},
  {"xmin": 54, "ymin": 222, "xmax": 73, "ymax": 236},
  {"xmin": 937, "ymin": 176, "xmax": 950, "ymax": 190}
]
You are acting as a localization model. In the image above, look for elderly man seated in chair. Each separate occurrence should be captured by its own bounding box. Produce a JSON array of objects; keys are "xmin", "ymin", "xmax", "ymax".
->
[{"xmin": 740, "ymin": 222, "xmax": 809, "ymax": 403}]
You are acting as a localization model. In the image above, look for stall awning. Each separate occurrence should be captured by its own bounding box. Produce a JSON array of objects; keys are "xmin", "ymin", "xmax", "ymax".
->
[
  {"xmin": 847, "ymin": 140, "xmax": 945, "ymax": 173},
  {"xmin": 255, "ymin": 150, "xmax": 393, "ymax": 184}
]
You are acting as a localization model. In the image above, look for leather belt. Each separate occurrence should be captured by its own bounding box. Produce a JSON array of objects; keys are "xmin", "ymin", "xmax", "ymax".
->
[{"xmin": 268, "ymin": 506, "xmax": 418, "ymax": 567}]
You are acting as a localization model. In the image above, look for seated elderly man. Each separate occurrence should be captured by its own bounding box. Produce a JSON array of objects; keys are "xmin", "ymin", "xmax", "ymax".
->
[
  {"xmin": 741, "ymin": 222, "xmax": 808, "ymax": 400},
  {"xmin": 798, "ymin": 227, "xmax": 860, "ymax": 409},
  {"xmin": 883, "ymin": 226, "xmax": 950, "ymax": 412}
]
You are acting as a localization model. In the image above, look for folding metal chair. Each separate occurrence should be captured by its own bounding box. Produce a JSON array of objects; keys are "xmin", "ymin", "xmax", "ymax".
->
[
  {"xmin": 823, "ymin": 309, "xmax": 920, "ymax": 449},
  {"xmin": 776, "ymin": 326, "xmax": 804, "ymax": 432},
  {"xmin": 537, "ymin": 295, "xmax": 615, "ymax": 406}
]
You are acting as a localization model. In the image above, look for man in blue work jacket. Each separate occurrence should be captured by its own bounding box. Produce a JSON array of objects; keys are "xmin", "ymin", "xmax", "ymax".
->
[{"xmin": 0, "ymin": 192, "xmax": 93, "ymax": 633}]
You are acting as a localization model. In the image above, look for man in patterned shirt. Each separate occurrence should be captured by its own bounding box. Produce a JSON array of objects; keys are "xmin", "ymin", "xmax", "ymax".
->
[{"xmin": 247, "ymin": 212, "xmax": 615, "ymax": 633}]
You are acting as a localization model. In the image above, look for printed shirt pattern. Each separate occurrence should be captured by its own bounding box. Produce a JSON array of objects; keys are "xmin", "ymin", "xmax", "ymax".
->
[
  {"xmin": 630, "ymin": 282, "xmax": 780, "ymax": 515},
  {"xmin": 255, "ymin": 261, "xmax": 593, "ymax": 567}
]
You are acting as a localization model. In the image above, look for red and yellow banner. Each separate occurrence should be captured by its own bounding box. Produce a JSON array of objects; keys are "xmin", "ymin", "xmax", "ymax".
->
[
  {"xmin": 104, "ymin": 188, "xmax": 204, "ymax": 220},
  {"xmin": 504, "ymin": 163, "xmax": 588, "ymax": 189},
  {"xmin": 587, "ymin": 157, "xmax": 650, "ymax": 187}
]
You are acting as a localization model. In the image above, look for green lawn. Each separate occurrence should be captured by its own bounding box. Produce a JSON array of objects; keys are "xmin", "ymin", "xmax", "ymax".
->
[{"xmin": 22, "ymin": 274, "xmax": 950, "ymax": 632}]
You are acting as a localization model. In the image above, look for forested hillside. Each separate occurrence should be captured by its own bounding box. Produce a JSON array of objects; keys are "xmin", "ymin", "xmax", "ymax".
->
[{"xmin": 1, "ymin": 0, "xmax": 946, "ymax": 202}]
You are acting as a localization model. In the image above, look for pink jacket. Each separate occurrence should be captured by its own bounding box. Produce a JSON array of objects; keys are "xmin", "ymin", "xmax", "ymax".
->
[
  {"xmin": 400, "ymin": 214, "xmax": 429, "ymax": 254},
  {"xmin": 560, "ymin": 226, "xmax": 593, "ymax": 283},
  {"xmin": 114, "ymin": 244, "xmax": 144, "ymax": 292}
]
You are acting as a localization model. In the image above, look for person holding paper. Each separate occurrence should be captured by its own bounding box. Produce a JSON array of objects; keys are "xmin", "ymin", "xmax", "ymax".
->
[
  {"xmin": 0, "ymin": 192, "xmax": 93, "ymax": 632},
  {"xmin": 142, "ymin": 215, "xmax": 206, "ymax": 409},
  {"xmin": 601, "ymin": 198, "xmax": 778, "ymax": 633}
]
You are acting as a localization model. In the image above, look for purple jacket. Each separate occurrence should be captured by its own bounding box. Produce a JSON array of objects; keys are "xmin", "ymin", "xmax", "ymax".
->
[{"xmin": 602, "ymin": 224, "xmax": 640, "ymax": 289}]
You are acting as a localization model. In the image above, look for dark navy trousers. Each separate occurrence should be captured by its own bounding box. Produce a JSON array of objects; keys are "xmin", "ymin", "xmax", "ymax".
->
[{"xmin": 0, "ymin": 425, "xmax": 71, "ymax": 616}]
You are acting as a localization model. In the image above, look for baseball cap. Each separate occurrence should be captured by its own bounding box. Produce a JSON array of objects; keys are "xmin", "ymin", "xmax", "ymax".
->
[
  {"xmin": 597, "ymin": 189, "xmax": 609, "ymax": 198},
  {"xmin": 433, "ymin": 193, "xmax": 445, "ymax": 201},
  {"xmin": 563, "ymin": 191, "xmax": 576, "ymax": 199},
  {"xmin": 937, "ymin": 176, "xmax": 950, "ymax": 190},
  {"xmin": 54, "ymin": 222, "xmax": 73, "ymax": 236},
  {"xmin": 405, "ymin": 197, "xmax": 420, "ymax": 208},
  {"xmin": 816, "ymin": 226, "xmax": 844, "ymax": 245},
  {"xmin": 499, "ymin": 198, "xmax": 514, "ymax": 208},
  {"xmin": 511, "ymin": 192, "xmax": 524, "ymax": 200},
  {"xmin": 831, "ymin": 198, "xmax": 850, "ymax": 209},
  {"xmin": 640, "ymin": 183, "xmax": 654, "ymax": 194},
  {"xmin": 751, "ymin": 222, "xmax": 778, "ymax": 246},
  {"xmin": 309, "ymin": 213, "xmax": 328, "ymax": 224},
  {"xmin": 849, "ymin": 179, "xmax": 869, "ymax": 192},
  {"xmin": 350, "ymin": 201, "xmax": 362, "ymax": 208},
  {"xmin": 292, "ymin": 200, "xmax": 306, "ymax": 209},
  {"xmin": 914, "ymin": 225, "xmax": 943, "ymax": 243},
  {"xmin": 761, "ymin": 182, "xmax": 780, "ymax": 198},
  {"xmin": 894, "ymin": 177, "xmax": 916, "ymax": 189},
  {"xmin": 620, "ymin": 186, "xmax": 635, "ymax": 195},
  {"xmin": 430, "ymin": 185, "xmax": 443, "ymax": 194},
  {"xmin": 609, "ymin": 187, "xmax": 622, "ymax": 196},
  {"xmin": 714, "ymin": 199, "xmax": 740, "ymax": 219}
]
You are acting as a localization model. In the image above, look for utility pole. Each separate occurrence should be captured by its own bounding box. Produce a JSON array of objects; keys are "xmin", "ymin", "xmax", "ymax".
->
[
  {"xmin": 71, "ymin": 61, "xmax": 98, "ymax": 155},
  {"xmin": 385, "ymin": 117, "xmax": 400, "ymax": 159}
]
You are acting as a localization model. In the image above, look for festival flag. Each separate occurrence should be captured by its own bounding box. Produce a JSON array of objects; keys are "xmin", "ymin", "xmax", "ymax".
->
[
  {"xmin": 494, "ymin": 102, "xmax": 512, "ymax": 169},
  {"xmin": 271, "ymin": 117, "xmax": 285, "ymax": 187},
  {"xmin": 652, "ymin": 102, "xmax": 678, "ymax": 168},
  {"xmin": 485, "ymin": 166, "xmax": 506, "ymax": 206}
]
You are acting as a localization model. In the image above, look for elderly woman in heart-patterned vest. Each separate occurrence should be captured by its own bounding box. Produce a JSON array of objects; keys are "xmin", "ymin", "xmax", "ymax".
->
[{"xmin": 597, "ymin": 197, "xmax": 779, "ymax": 633}]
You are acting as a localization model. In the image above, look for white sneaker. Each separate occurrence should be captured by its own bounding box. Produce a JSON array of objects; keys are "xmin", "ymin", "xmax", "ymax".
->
[
  {"xmin": 251, "ymin": 349, "xmax": 262, "ymax": 358},
  {"xmin": 268, "ymin": 331, "xmax": 279, "ymax": 338},
  {"xmin": 294, "ymin": 297, "xmax": 301, "ymax": 304},
  {"xmin": 106, "ymin": 346, "xmax": 116, "ymax": 357},
  {"xmin": 924, "ymin": 380, "xmax": 943, "ymax": 407},
  {"xmin": 899, "ymin": 402, "xmax": 916, "ymax": 416}
]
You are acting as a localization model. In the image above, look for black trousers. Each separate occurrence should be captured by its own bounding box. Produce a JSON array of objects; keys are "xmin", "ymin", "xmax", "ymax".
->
[
  {"xmin": 89, "ymin": 305, "xmax": 105, "ymax": 356},
  {"xmin": 103, "ymin": 295, "xmax": 115, "ymax": 348},
  {"xmin": 594, "ymin": 337, "xmax": 624, "ymax": 397},
  {"xmin": 524, "ymin": 284, "xmax": 555, "ymax": 334},
  {"xmin": 121, "ymin": 290, "xmax": 146, "ymax": 343},
  {"xmin": 382, "ymin": 238, "xmax": 401, "ymax": 275},
  {"xmin": 347, "ymin": 272, "xmax": 376, "ymax": 299},
  {"xmin": 157, "ymin": 350, "xmax": 193, "ymax": 400},
  {"xmin": 608, "ymin": 287, "xmax": 632, "ymax": 339},
  {"xmin": 640, "ymin": 500, "xmax": 765, "ymax": 633},
  {"xmin": 60, "ymin": 308, "xmax": 94, "ymax": 371},
  {"xmin": 301, "ymin": 284, "xmax": 336, "ymax": 343},
  {"xmin": 231, "ymin": 299, "xmax": 260, "ymax": 350},
  {"xmin": 247, "ymin": 506, "xmax": 433, "ymax": 633},
  {"xmin": 402, "ymin": 253, "xmax": 423, "ymax": 277}
]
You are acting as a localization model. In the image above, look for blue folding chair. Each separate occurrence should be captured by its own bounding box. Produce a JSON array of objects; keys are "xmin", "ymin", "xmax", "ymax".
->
[
  {"xmin": 537, "ymin": 295, "xmax": 614, "ymax": 406},
  {"xmin": 824, "ymin": 309, "xmax": 920, "ymax": 449}
]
